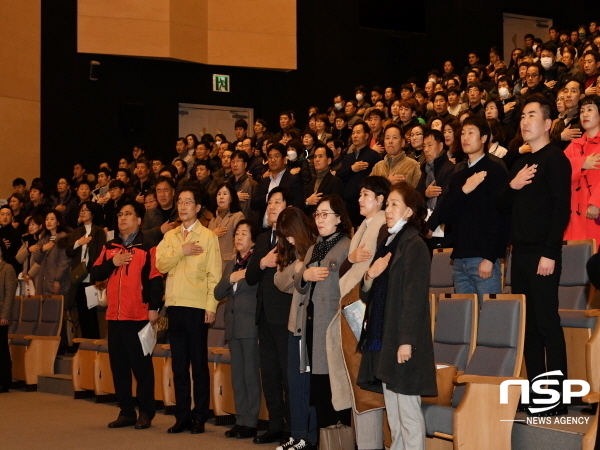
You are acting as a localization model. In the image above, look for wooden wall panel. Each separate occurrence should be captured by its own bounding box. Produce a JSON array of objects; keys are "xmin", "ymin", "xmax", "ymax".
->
[
  {"xmin": 0, "ymin": 0, "xmax": 41, "ymax": 198},
  {"xmin": 77, "ymin": 0, "xmax": 297, "ymax": 70}
]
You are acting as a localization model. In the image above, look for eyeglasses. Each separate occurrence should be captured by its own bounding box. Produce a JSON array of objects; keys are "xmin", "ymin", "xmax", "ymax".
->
[
  {"xmin": 313, "ymin": 212, "xmax": 339, "ymax": 220},
  {"xmin": 267, "ymin": 155, "xmax": 282, "ymax": 161},
  {"xmin": 79, "ymin": 209, "xmax": 91, "ymax": 215},
  {"xmin": 117, "ymin": 211, "xmax": 136, "ymax": 218},
  {"xmin": 176, "ymin": 200, "xmax": 196, "ymax": 207}
]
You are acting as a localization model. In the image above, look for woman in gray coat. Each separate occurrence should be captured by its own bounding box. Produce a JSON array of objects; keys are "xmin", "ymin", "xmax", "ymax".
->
[
  {"xmin": 294, "ymin": 195, "xmax": 352, "ymax": 442},
  {"xmin": 214, "ymin": 220, "xmax": 260, "ymax": 440},
  {"xmin": 208, "ymin": 182, "xmax": 245, "ymax": 271},
  {"xmin": 357, "ymin": 183, "xmax": 436, "ymax": 450},
  {"xmin": 32, "ymin": 210, "xmax": 71, "ymax": 297}
]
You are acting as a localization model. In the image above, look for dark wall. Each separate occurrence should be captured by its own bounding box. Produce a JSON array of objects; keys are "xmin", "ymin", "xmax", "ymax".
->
[{"xmin": 41, "ymin": 0, "xmax": 600, "ymax": 184}]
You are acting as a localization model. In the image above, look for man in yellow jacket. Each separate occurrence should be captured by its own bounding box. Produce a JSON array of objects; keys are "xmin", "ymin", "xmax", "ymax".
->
[{"xmin": 156, "ymin": 187, "xmax": 222, "ymax": 435}]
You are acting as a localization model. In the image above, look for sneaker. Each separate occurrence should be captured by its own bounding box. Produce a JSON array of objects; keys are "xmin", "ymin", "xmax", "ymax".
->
[
  {"xmin": 292, "ymin": 439, "xmax": 317, "ymax": 450},
  {"xmin": 276, "ymin": 437, "xmax": 296, "ymax": 450}
]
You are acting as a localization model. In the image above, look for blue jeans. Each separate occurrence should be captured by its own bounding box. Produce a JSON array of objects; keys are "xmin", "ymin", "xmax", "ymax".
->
[
  {"xmin": 287, "ymin": 333, "xmax": 318, "ymax": 442},
  {"xmin": 453, "ymin": 257, "xmax": 502, "ymax": 307}
]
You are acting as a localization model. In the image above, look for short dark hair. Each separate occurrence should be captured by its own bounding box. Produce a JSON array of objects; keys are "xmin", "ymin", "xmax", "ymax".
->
[
  {"xmin": 541, "ymin": 42, "xmax": 558, "ymax": 56},
  {"xmin": 117, "ymin": 201, "xmax": 145, "ymax": 220},
  {"xmin": 161, "ymin": 164, "xmax": 178, "ymax": 178},
  {"xmin": 268, "ymin": 143, "xmax": 286, "ymax": 158},
  {"xmin": 230, "ymin": 150, "xmax": 249, "ymax": 164},
  {"xmin": 136, "ymin": 158, "xmax": 151, "ymax": 170},
  {"xmin": 194, "ymin": 159, "xmax": 212, "ymax": 172},
  {"xmin": 234, "ymin": 119, "xmax": 248, "ymax": 130},
  {"xmin": 108, "ymin": 179, "xmax": 126, "ymax": 190},
  {"xmin": 12, "ymin": 178, "xmax": 26, "ymax": 187},
  {"xmin": 389, "ymin": 182, "xmax": 429, "ymax": 235},
  {"xmin": 354, "ymin": 84, "xmax": 366, "ymax": 93},
  {"xmin": 359, "ymin": 176, "xmax": 391, "ymax": 205},
  {"xmin": 372, "ymin": 86, "xmax": 384, "ymax": 95},
  {"xmin": 155, "ymin": 175, "xmax": 175, "ymax": 190},
  {"xmin": 267, "ymin": 186, "xmax": 293, "ymax": 205},
  {"xmin": 97, "ymin": 167, "xmax": 112, "ymax": 178},
  {"xmin": 497, "ymin": 76, "xmax": 514, "ymax": 89},
  {"xmin": 584, "ymin": 50, "xmax": 600, "ymax": 63},
  {"xmin": 74, "ymin": 161, "xmax": 86, "ymax": 170},
  {"xmin": 177, "ymin": 186, "xmax": 208, "ymax": 212},
  {"xmin": 352, "ymin": 120, "xmax": 370, "ymax": 135},
  {"xmin": 367, "ymin": 109, "xmax": 385, "ymax": 120},
  {"xmin": 255, "ymin": 118, "xmax": 268, "ymax": 129},
  {"xmin": 528, "ymin": 62, "xmax": 545, "ymax": 77},
  {"xmin": 174, "ymin": 158, "xmax": 188, "ymax": 171},
  {"xmin": 234, "ymin": 219, "xmax": 258, "ymax": 243},
  {"xmin": 462, "ymin": 115, "xmax": 491, "ymax": 142},
  {"xmin": 525, "ymin": 33, "xmax": 535, "ymax": 40},
  {"xmin": 447, "ymin": 86, "xmax": 461, "ymax": 96},
  {"xmin": 287, "ymin": 139, "xmax": 303, "ymax": 153},
  {"xmin": 467, "ymin": 82, "xmax": 483, "ymax": 93},
  {"xmin": 384, "ymin": 123, "xmax": 405, "ymax": 140},
  {"xmin": 423, "ymin": 128, "xmax": 444, "ymax": 143},
  {"xmin": 77, "ymin": 180, "xmax": 92, "ymax": 190},
  {"xmin": 432, "ymin": 91, "xmax": 448, "ymax": 102},
  {"xmin": 522, "ymin": 93, "xmax": 554, "ymax": 120},
  {"xmin": 314, "ymin": 142, "xmax": 334, "ymax": 160},
  {"xmin": 400, "ymin": 83, "xmax": 413, "ymax": 93},
  {"xmin": 117, "ymin": 168, "xmax": 131, "ymax": 179},
  {"xmin": 30, "ymin": 182, "xmax": 45, "ymax": 195},
  {"xmin": 580, "ymin": 94, "xmax": 600, "ymax": 111}
]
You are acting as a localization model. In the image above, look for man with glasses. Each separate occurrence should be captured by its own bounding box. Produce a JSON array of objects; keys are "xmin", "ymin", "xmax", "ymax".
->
[
  {"xmin": 466, "ymin": 82, "xmax": 485, "ymax": 117},
  {"xmin": 103, "ymin": 179, "xmax": 128, "ymax": 233},
  {"xmin": 142, "ymin": 176, "xmax": 178, "ymax": 246},
  {"xmin": 521, "ymin": 63, "xmax": 556, "ymax": 103},
  {"xmin": 156, "ymin": 188, "xmax": 222, "ymax": 435},
  {"xmin": 91, "ymin": 201, "xmax": 163, "ymax": 430},
  {"xmin": 251, "ymin": 143, "xmax": 303, "ymax": 230}
]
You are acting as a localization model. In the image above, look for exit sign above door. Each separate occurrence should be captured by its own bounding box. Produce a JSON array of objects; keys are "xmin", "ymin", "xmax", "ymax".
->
[{"xmin": 213, "ymin": 74, "xmax": 230, "ymax": 92}]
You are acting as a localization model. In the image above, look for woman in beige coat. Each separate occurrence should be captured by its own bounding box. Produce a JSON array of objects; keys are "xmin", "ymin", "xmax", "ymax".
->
[
  {"xmin": 326, "ymin": 176, "xmax": 390, "ymax": 450},
  {"xmin": 208, "ymin": 182, "xmax": 245, "ymax": 271}
]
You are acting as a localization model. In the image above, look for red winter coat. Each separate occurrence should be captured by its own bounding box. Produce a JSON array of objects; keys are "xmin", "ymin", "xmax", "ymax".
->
[{"xmin": 564, "ymin": 131, "xmax": 600, "ymax": 246}]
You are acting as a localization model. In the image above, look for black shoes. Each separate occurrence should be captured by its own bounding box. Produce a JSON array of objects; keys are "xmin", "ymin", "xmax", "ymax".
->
[
  {"xmin": 134, "ymin": 413, "xmax": 152, "ymax": 429},
  {"xmin": 108, "ymin": 415, "xmax": 137, "ymax": 428},
  {"xmin": 253, "ymin": 429, "xmax": 283, "ymax": 444},
  {"xmin": 236, "ymin": 426, "xmax": 258, "ymax": 439},
  {"xmin": 167, "ymin": 420, "xmax": 191, "ymax": 433},
  {"xmin": 225, "ymin": 424, "xmax": 243, "ymax": 437},
  {"xmin": 190, "ymin": 420, "xmax": 205, "ymax": 434}
]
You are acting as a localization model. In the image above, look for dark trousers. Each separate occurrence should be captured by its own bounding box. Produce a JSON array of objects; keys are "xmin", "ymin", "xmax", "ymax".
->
[
  {"xmin": 74, "ymin": 282, "xmax": 100, "ymax": 339},
  {"xmin": 258, "ymin": 307, "xmax": 290, "ymax": 432},
  {"xmin": 511, "ymin": 252, "xmax": 567, "ymax": 383},
  {"xmin": 0, "ymin": 325, "xmax": 11, "ymax": 389},
  {"xmin": 168, "ymin": 306, "xmax": 210, "ymax": 423},
  {"xmin": 310, "ymin": 374, "xmax": 351, "ymax": 434},
  {"xmin": 107, "ymin": 320, "xmax": 155, "ymax": 418}
]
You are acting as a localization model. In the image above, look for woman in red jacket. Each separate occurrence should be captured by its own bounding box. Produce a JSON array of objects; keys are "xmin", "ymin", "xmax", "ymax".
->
[{"xmin": 564, "ymin": 95, "xmax": 600, "ymax": 243}]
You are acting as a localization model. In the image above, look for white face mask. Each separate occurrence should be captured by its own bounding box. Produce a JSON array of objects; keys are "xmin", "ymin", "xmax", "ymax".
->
[
  {"xmin": 428, "ymin": 77, "xmax": 436, "ymax": 83},
  {"xmin": 540, "ymin": 56, "xmax": 553, "ymax": 70},
  {"xmin": 387, "ymin": 208, "xmax": 410, "ymax": 238},
  {"xmin": 215, "ymin": 140, "xmax": 222, "ymax": 147},
  {"xmin": 334, "ymin": 103, "xmax": 343, "ymax": 111},
  {"xmin": 356, "ymin": 94, "xmax": 364, "ymax": 102},
  {"xmin": 287, "ymin": 150, "xmax": 297, "ymax": 161},
  {"xmin": 498, "ymin": 87, "xmax": 510, "ymax": 99},
  {"xmin": 532, "ymin": 44, "xmax": 538, "ymax": 53}
]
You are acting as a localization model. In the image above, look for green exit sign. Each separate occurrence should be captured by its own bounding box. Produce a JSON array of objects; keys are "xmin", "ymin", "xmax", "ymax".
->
[{"xmin": 213, "ymin": 74, "xmax": 230, "ymax": 92}]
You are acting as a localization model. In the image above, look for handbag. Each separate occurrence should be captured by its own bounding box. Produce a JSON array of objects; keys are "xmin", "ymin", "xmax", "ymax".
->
[
  {"xmin": 70, "ymin": 243, "xmax": 89, "ymax": 286},
  {"xmin": 319, "ymin": 422, "xmax": 355, "ymax": 450},
  {"xmin": 421, "ymin": 363, "xmax": 458, "ymax": 406}
]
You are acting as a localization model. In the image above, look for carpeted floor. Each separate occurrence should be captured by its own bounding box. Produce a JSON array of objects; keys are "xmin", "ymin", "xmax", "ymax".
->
[{"xmin": 0, "ymin": 391, "xmax": 264, "ymax": 450}]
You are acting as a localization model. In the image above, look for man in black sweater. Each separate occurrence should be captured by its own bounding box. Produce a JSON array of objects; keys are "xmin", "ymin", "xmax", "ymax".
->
[
  {"xmin": 440, "ymin": 116, "xmax": 508, "ymax": 307},
  {"xmin": 498, "ymin": 94, "xmax": 571, "ymax": 417},
  {"xmin": 336, "ymin": 121, "xmax": 381, "ymax": 228}
]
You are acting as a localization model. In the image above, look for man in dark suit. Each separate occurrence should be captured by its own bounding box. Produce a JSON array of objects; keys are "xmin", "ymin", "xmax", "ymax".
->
[
  {"xmin": 304, "ymin": 143, "xmax": 344, "ymax": 215},
  {"xmin": 416, "ymin": 129, "xmax": 456, "ymax": 251},
  {"xmin": 336, "ymin": 121, "xmax": 381, "ymax": 227},
  {"xmin": 250, "ymin": 143, "xmax": 303, "ymax": 229},
  {"xmin": 246, "ymin": 187, "xmax": 293, "ymax": 444},
  {"xmin": 141, "ymin": 176, "xmax": 178, "ymax": 246}
]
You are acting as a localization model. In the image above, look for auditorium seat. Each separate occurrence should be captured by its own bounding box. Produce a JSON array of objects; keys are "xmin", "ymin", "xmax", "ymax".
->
[
  {"xmin": 9, "ymin": 295, "xmax": 63, "ymax": 389},
  {"xmin": 8, "ymin": 295, "xmax": 22, "ymax": 337},
  {"xmin": 71, "ymin": 338, "xmax": 103, "ymax": 398},
  {"xmin": 557, "ymin": 240, "xmax": 598, "ymax": 392},
  {"xmin": 432, "ymin": 294, "xmax": 478, "ymax": 372},
  {"xmin": 422, "ymin": 294, "xmax": 525, "ymax": 450},
  {"xmin": 430, "ymin": 248, "xmax": 454, "ymax": 301},
  {"xmin": 582, "ymin": 391, "xmax": 599, "ymax": 450}
]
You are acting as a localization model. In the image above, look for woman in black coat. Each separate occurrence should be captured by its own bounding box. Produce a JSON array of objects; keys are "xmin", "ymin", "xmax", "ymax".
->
[
  {"xmin": 64, "ymin": 201, "xmax": 106, "ymax": 339},
  {"xmin": 357, "ymin": 182, "xmax": 436, "ymax": 450}
]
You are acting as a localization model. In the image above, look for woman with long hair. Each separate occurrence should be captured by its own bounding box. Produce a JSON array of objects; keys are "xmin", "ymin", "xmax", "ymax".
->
[
  {"xmin": 273, "ymin": 207, "xmax": 318, "ymax": 450},
  {"xmin": 442, "ymin": 118, "xmax": 464, "ymax": 163},
  {"xmin": 208, "ymin": 182, "xmax": 245, "ymax": 270},
  {"xmin": 8, "ymin": 194, "xmax": 26, "ymax": 233},
  {"xmin": 15, "ymin": 215, "xmax": 44, "ymax": 293},
  {"xmin": 357, "ymin": 183, "xmax": 436, "ymax": 450},
  {"xmin": 32, "ymin": 209, "xmax": 71, "ymax": 296},
  {"xmin": 215, "ymin": 220, "xmax": 261, "ymax": 439},
  {"xmin": 293, "ymin": 195, "xmax": 353, "ymax": 446},
  {"xmin": 329, "ymin": 176, "xmax": 390, "ymax": 450}
]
